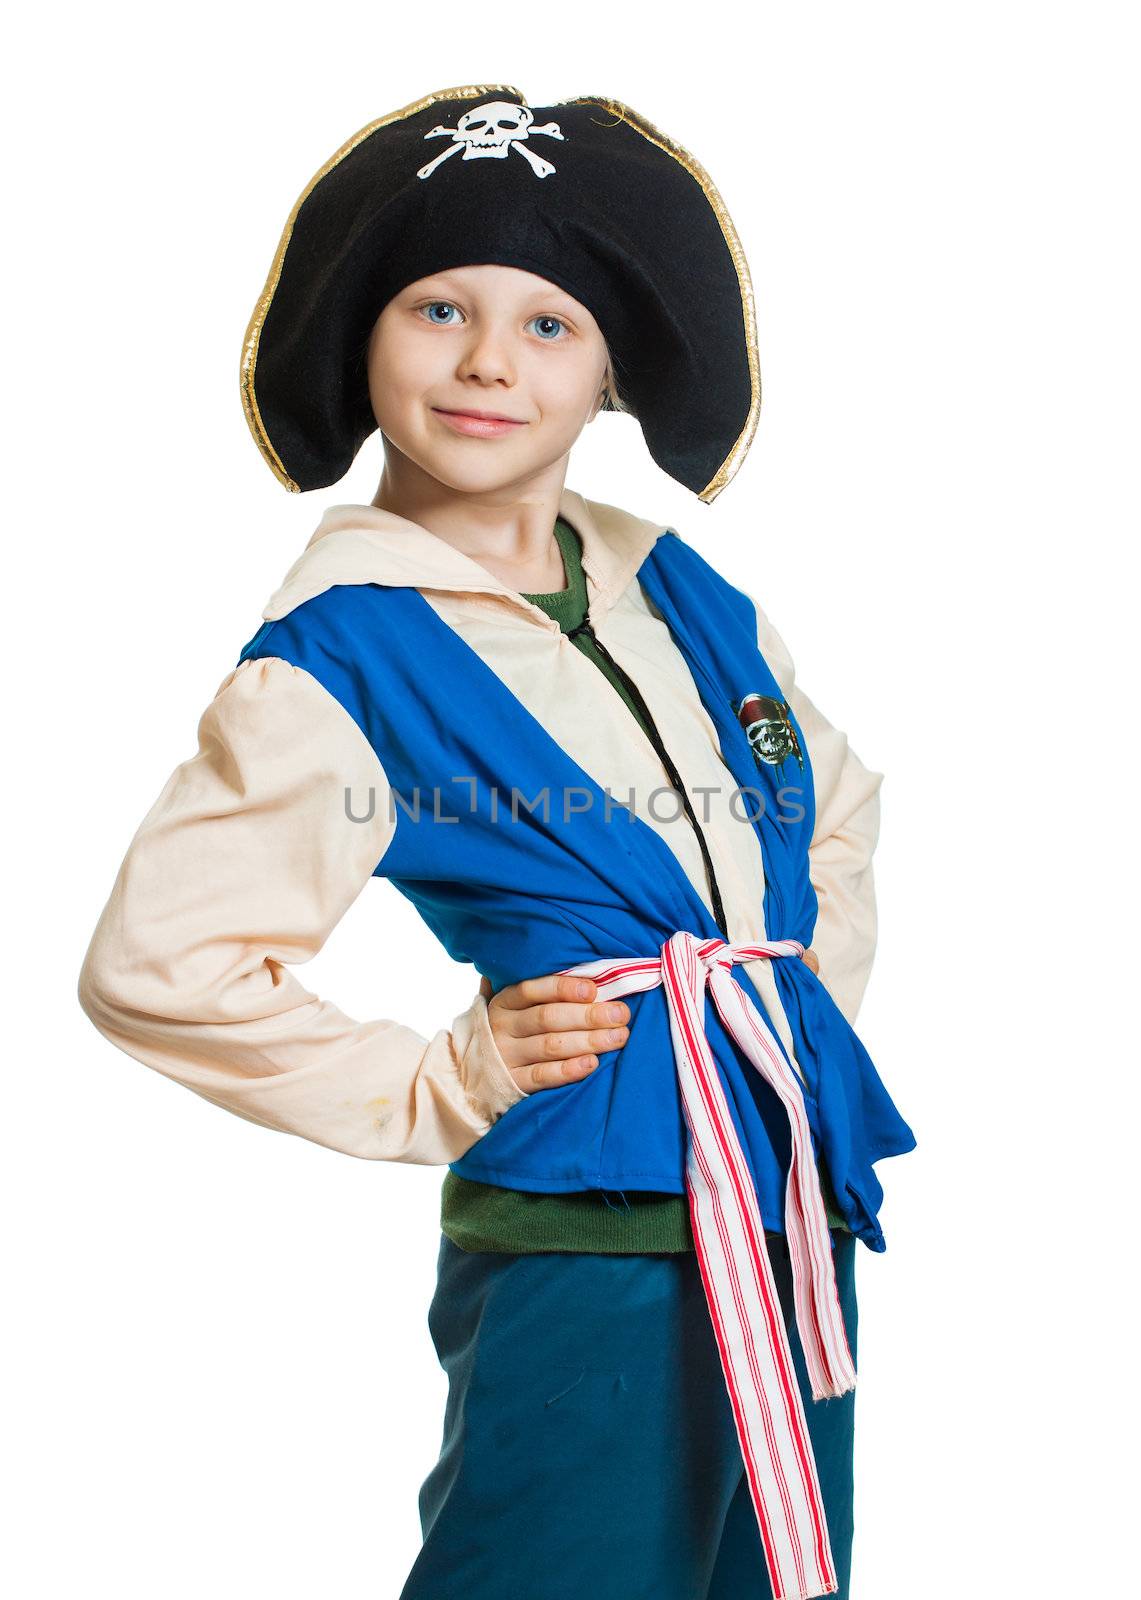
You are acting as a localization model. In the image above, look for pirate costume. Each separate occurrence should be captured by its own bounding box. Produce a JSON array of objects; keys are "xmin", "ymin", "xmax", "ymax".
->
[{"xmin": 80, "ymin": 85, "xmax": 916, "ymax": 1600}]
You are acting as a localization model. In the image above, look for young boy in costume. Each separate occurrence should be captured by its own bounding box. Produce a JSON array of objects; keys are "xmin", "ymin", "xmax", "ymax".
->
[{"xmin": 78, "ymin": 85, "xmax": 916, "ymax": 1600}]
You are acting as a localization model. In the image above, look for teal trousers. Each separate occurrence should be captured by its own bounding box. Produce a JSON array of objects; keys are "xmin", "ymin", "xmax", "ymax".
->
[{"xmin": 400, "ymin": 1227, "xmax": 859, "ymax": 1600}]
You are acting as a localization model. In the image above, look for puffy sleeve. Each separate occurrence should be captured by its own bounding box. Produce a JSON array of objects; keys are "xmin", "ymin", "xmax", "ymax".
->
[
  {"xmin": 77, "ymin": 655, "xmax": 526, "ymax": 1162},
  {"xmin": 752, "ymin": 603, "xmax": 885, "ymax": 1025}
]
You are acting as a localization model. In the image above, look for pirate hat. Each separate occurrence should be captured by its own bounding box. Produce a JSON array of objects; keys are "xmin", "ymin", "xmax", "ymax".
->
[{"xmin": 241, "ymin": 84, "xmax": 760, "ymax": 503}]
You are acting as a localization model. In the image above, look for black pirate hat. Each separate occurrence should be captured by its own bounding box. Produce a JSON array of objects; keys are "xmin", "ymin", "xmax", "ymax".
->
[{"xmin": 241, "ymin": 84, "xmax": 761, "ymax": 503}]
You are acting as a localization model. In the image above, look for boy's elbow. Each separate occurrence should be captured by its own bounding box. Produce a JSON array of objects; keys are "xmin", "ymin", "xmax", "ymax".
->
[
  {"xmin": 77, "ymin": 921, "xmax": 142, "ymax": 1041},
  {"xmin": 77, "ymin": 940, "xmax": 118, "ymax": 1037}
]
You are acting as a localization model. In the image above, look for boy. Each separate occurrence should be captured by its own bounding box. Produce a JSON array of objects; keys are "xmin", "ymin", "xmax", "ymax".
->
[{"xmin": 79, "ymin": 87, "xmax": 916, "ymax": 1599}]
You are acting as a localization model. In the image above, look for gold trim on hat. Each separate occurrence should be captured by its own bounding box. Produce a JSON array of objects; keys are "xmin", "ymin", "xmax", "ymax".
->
[
  {"xmin": 559, "ymin": 95, "xmax": 761, "ymax": 505},
  {"xmin": 239, "ymin": 84, "xmax": 526, "ymax": 492},
  {"xmin": 241, "ymin": 86, "xmax": 759, "ymax": 502}
]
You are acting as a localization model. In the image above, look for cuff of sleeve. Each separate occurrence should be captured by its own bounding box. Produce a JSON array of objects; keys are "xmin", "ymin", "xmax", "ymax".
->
[{"xmin": 455, "ymin": 990, "xmax": 530, "ymax": 1124}]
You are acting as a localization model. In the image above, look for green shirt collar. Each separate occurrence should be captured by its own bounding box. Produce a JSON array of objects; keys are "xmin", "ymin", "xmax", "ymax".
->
[{"xmin": 519, "ymin": 517, "xmax": 589, "ymax": 630}]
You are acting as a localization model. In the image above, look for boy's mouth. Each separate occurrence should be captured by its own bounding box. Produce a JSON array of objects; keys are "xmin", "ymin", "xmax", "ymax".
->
[{"xmin": 432, "ymin": 407, "xmax": 528, "ymax": 437}]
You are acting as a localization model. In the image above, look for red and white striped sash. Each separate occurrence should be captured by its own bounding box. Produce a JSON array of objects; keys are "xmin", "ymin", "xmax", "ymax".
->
[{"xmin": 558, "ymin": 932, "xmax": 855, "ymax": 1600}]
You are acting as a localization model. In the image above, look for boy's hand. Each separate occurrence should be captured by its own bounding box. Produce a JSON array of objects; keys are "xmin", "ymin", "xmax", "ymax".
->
[
  {"xmin": 476, "ymin": 948, "xmax": 816, "ymax": 1096},
  {"xmin": 478, "ymin": 972, "xmax": 629, "ymax": 1095}
]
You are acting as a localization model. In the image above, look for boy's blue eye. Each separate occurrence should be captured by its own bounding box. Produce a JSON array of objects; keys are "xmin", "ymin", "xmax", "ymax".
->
[
  {"xmin": 528, "ymin": 314, "xmax": 566, "ymax": 341},
  {"xmin": 421, "ymin": 301, "xmax": 461, "ymax": 324}
]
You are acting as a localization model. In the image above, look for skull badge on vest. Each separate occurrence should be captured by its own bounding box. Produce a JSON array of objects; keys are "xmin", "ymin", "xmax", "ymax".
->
[
  {"xmin": 732, "ymin": 692, "xmax": 805, "ymax": 772},
  {"xmin": 418, "ymin": 100, "xmax": 566, "ymax": 180}
]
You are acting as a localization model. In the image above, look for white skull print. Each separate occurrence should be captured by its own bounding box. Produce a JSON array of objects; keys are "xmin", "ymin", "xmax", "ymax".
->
[{"xmin": 417, "ymin": 100, "xmax": 566, "ymax": 180}]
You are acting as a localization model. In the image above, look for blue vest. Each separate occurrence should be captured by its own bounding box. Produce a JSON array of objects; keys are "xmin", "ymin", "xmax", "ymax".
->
[{"xmin": 238, "ymin": 530, "xmax": 916, "ymax": 1251}]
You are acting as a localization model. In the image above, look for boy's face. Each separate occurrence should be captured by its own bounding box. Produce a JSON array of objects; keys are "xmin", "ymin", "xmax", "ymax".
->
[{"xmin": 366, "ymin": 263, "xmax": 610, "ymax": 494}]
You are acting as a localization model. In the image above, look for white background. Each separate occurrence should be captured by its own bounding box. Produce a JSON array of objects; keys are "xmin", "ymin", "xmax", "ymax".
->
[{"xmin": 5, "ymin": 3, "xmax": 1137, "ymax": 1595}]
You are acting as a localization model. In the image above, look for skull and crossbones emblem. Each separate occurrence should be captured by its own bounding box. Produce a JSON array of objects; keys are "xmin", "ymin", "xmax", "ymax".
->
[
  {"xmin": 732, "ymin": 692, "xmax": 805, "ymax": 772},
  {"xmin": 417, "ymin": 100, "xmax": 566, "ymax": 181}
]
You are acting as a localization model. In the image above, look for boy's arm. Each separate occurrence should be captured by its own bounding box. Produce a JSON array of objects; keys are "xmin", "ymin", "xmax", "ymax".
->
[
  {"xmin": 77, "ymin": 655, "xmax": 525, "ymax": 1162},
  {"xmin": 750, "ymin": 601, "xmax": 885, "ymax": 1025}
]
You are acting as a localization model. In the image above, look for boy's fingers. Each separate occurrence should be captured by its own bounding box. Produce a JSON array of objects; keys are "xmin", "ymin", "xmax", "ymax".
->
[
  {"xmin": 507, "ymin": 1000, "xmax": 629, "ymax": 1039},
  {"xmin": 486, "ymin": 974, "xmax": 628, "ymax": 1094},
  {"xmin": 525, "ymin": 1023, "xmax": 628, "ymax": 1060},
  {"xmin": 498, "ymin": 971, "xmax": 597, "ymax": 1011},
  {"xmin": 514, "ymin": 1052, "xmax": 601, "ymax": 1092}
]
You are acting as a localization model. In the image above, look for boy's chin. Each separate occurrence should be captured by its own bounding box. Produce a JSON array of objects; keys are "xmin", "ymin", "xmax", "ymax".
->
[
  {"xmin": 426, "ymin": 465, "xmax": 532, "ymax": 497},
  {"xmin": 411, "ymin": 443, "xmax": 561, "ymax": 496}
]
